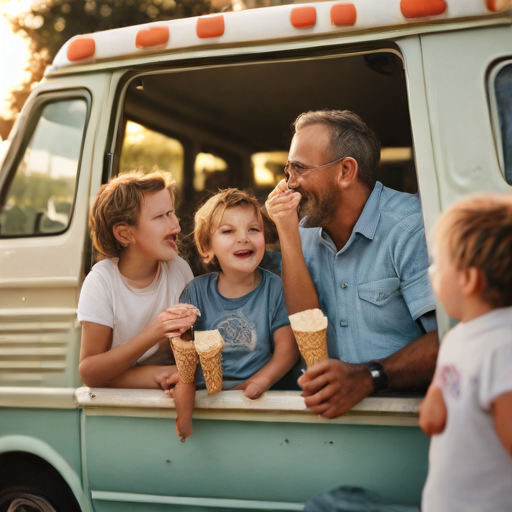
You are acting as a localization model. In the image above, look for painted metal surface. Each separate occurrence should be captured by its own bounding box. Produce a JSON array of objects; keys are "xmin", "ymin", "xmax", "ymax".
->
[
  {"xmin": 0, "ymin": 73, "xmax": 110, "ymax": 389},
  {"xmin": 91, "ymin": 491, "xmax": 303, "ymax": 511},
  {"xmin": 421, "ymin": 23, "xmax": 512, "ymax": 210},
  {"xmin": 50, "ymin": 0, "xmax": 511, "ymax": 72},
  {"xmin": 0, "ymin": 386, "xmax": 76, "ymax": 408},
  {"xmin": 83, "ymin": 414, "xmax": 428, "ymax": 506},
  {"xmin": 0, "ymin": 410, "xmax": 81, "ymax": 475}
]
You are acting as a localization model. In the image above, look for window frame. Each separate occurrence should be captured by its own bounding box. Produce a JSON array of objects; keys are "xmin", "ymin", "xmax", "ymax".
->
[
  {"xmin": 487, "ymin": 58, "xmax": 512, "ymax": 184},
  {"xmin": 0, "ymin": 89, "xmax": 91, "ymax": 239}
]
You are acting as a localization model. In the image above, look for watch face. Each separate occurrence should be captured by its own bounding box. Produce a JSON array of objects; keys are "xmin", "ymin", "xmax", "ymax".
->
[{"xmin": 371, "ymin": 370, "xmax": 380, "ymax": 378}]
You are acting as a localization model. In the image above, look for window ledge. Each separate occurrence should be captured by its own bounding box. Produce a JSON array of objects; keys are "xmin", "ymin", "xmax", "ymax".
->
[{"xmin": 74, "ymin": 387, "xmax": 422, "ymax": 426}]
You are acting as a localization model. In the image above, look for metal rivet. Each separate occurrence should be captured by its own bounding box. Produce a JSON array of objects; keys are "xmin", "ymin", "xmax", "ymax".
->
[
  {"xmin": 341, "ymin": 283, "xmax": 348, "ymax": 289},
  {"xmin": 21, "ymin": 297, "xmax": 26, "ymax": 302}
]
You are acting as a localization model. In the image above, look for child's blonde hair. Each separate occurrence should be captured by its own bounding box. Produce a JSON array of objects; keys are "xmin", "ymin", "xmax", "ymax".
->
[
  {"xmin": 194, "ymin": 188, "xmax": 263, "ymax": 271},
  {"xmin": 90, "ymin": 170, "xmax": 176, "ymax": 258},
  {"xmin": 435, "ymin": 194, "xmax": 512, "ymax": 308}
]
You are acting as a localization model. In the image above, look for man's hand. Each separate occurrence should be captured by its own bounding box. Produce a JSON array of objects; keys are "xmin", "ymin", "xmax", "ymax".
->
[
  {"xmin": 298, "ymin": 359, "xmax": 374, "ymax": 418},
  {"xmin": 265, "ymin": 179, "xmax": 301, "ymax": 228}
]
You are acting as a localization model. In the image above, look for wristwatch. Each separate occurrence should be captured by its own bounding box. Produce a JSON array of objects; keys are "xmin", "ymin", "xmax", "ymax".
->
[{"xmin": 365, "ymin": 361, "xmax": 389, "ymax": 392}]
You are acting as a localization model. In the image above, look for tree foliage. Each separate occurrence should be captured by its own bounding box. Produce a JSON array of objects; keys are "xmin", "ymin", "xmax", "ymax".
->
[{"xmin": 0, "ymin": 0, "xmax": 211, "ymax": 140}]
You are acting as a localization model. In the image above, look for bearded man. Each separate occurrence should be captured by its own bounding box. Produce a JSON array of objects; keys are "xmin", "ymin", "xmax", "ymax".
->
[{"xmin": 265, "ymin": 110, "xmax": 438, "ymax": 419}]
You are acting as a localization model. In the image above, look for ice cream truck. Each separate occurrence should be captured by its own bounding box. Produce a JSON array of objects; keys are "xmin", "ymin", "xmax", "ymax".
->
[{"xmin": 1, "ymin": 0, "xmax": 512, "ymax": 510}]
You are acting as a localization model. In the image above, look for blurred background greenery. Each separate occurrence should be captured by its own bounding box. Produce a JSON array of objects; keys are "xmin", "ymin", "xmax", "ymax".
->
[{"xmin": 0, "ymin": 0, "xmax": 286, "ymax": 141}]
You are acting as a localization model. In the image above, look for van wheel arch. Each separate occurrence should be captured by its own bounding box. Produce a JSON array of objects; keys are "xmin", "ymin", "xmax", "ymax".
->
[{"xmin": 0, "ymin": 452, "xmax": 81, "ymax": 512}]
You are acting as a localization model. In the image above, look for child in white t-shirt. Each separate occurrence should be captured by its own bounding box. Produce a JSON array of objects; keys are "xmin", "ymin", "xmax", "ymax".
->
[
  {"xmin": 77, "ymin": 171, "xmax": 199, "ymax": 389},
  {"xmin": 420, "ymin": 195, "xmax": 512, "ymax": 512}
]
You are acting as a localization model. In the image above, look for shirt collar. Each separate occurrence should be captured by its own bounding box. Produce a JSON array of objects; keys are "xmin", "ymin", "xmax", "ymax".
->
[
  {"xmin": 316, "ymin": 181, "xmax": 383, "ymax": 250},
  {"xmin": 353, "ymin": 181, "xmax": 383, "ymax": 241}
]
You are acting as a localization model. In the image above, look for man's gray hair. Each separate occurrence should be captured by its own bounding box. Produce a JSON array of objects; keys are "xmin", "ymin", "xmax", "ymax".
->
[{"xmin": 293, "ymin": 110, "xmax": 381, "ymax": 188}]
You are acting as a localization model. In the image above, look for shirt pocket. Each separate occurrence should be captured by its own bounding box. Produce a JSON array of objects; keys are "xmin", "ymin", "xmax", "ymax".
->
[{"xmin": 357, "ymin": 277, "xmax": 401, "ymax": 306}]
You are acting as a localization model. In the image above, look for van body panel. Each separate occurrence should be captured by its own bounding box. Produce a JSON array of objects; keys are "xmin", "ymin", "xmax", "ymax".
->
[
  {"xmin": 83, "ymin": 416, "xmax": 428, "ymax": 506},
  {"xmin": 421, "ymin": 24, "xmax": 512, "ymax": 209},
  {"xmin": 0, "ymin": 74, "xmax": 110, "ymax": 389},
  {"xmin": 49, "ymin": 0, "xmax": 511, "ymax": 75},
  {"xmin": 0, "ymin": 416, "xmax": 82, "ymax": 479}
]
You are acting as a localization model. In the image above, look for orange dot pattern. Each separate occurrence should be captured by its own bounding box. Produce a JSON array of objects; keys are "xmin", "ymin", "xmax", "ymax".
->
[
  {"xmin": 67, "ymin": 38, "xmax": 96, "ymax": 62},
  {"xmin": 331, "ymin": 3, "xmax": 357, "ymax": 26},
  {"xmin": 401, "ymin": 0, "xmax": 447, "ymax": 18},
  {"xmin": 197, "ymin": 15, "xmax": 225, "ymax": 38},
  {"xmin": 136, "ymin": 26, "xmax": 170, "ymax": 49},
  {"xmin": 290, "ymin": 6, "xmax": 317, "ymax": 28},
  {"xmin": 485, "ymin": 0, "xmax": 512, "ymax": 12}
]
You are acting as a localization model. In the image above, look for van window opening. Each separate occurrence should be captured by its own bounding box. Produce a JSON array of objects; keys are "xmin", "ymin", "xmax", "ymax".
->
[
  {"xmin": 119, "ymin": 121, "xmax": 184, "ymax": 186},
  {"xmin": 114, "ymin": 50, "xmax": 419, "ymax": 277}
]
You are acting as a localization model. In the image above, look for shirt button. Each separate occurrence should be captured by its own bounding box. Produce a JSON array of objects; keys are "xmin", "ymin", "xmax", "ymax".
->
[
  {"xmin": 341, "ymin": 283, "xmax": 348, "ymax": 289},
  {"xmin": 340, "ymin": 320, "xmax": 348, "ymax": 327}
]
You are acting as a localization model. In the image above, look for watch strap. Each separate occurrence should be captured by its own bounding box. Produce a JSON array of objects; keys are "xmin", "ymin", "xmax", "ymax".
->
[{"xmin": 365, "ymin": 361, "xmax": 389, "ymax": 392}]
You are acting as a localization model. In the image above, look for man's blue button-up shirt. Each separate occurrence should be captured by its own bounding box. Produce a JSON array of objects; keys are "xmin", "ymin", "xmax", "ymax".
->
[{"xmin": 299, "ymin": 181, "xmax": 436, "ymax": 364}]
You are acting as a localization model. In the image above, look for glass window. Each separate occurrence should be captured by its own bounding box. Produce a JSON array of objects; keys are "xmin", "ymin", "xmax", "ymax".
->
[
  {"xmin": 252, "ymin": 151, "xmax": 287, "ymax": 187},
  {"xmin": 493, "ymin": 63, "xmax": 512, "ymax": 185},
  {"xmin": 0, "ymin": 99, "xmax": 87, "ymax": 237},
  {"xmin": 194, "ymin": 152, "xmax": 228, "ymax": 191},
  {"xmin": 119, "ymin": 121, "xmax": 184, "ymax": 186}
]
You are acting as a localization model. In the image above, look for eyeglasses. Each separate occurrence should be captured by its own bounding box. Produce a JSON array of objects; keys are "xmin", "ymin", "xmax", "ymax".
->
[{"xmin": 284, "ymin": 156, "xmax": 347, "ymax": 180}]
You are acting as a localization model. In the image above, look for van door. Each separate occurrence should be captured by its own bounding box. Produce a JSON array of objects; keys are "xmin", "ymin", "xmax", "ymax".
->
[{"xmin": 0, "ymin": 75, "xmax": 109, "ymax": 388}]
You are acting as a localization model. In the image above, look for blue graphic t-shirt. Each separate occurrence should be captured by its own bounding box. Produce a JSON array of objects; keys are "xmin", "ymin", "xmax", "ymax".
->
[{"xmin": 179, "ymin": 268, "xmax": 290, "ymax": 389}]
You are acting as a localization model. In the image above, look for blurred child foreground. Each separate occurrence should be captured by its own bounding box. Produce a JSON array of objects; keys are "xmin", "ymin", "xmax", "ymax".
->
[{"xmin": 420, "ymin": 194, "xmax": 512, "ymax": 512}]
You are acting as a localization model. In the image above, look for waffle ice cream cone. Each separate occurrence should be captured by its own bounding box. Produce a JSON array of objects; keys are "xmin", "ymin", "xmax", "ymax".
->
[
  {"xmin": 194, "ymin": 330, "xmax": 225, "ymax": 394},
  {"xmin": 171, "ymin": 338, "xmax": 198, "ymax": 384},
  {"xmin": 289, "ymin": 309, "xmax": 329, "ymax": 368}
]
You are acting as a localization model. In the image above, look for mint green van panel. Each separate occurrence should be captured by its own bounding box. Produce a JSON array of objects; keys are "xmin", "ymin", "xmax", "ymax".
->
[
  {"xmin": 0, "ymin": 408, "xmax": 82, "ymax": 477},
  {"xmin": 84, "ymin": 416, "xmax": 428, "ymax": 506}
]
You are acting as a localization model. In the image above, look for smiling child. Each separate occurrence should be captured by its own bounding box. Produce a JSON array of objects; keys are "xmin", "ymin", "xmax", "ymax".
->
[
  {"xmin": 78, "ymin": 171, "xmax": 199, "ymax": 389},
  {"xmin": 179, "ymin": 188, "xmax": 299, "ymax": 398}
]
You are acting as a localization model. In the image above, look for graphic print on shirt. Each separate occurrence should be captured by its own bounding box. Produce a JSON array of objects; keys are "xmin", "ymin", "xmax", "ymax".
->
[
  {"xmin": 214, "ymin": 311, "xmax": 257, "ymax": 351},
  {"xmin": 439, "ymin": 364, "xmax": 461, "ymax": 398}
]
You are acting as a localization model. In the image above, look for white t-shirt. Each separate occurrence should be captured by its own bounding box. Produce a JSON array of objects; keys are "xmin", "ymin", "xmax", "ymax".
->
[
  {"xmin": 422, "ymin": 306, "xmax": 512, "ymax": 512},
  {"xmin": 77, "ymin": 257, "xmax": 193, "ymax": 366}
]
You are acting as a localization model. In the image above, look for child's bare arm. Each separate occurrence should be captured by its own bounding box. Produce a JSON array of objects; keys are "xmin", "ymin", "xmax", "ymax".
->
[
  {"xmin": 236, "ymin": 325, "xmax": 300, "ymax": 399},
  {"xmin": 419, "ymin": 384, "xmax": 447, "ymax": 436},
  {"xmin": 104, "ymin": 364, "xmax": 178, "ymax": 389},
  {"xmin": 79, "ymin": 309, "xmax": 197, "ymax": 387},
  {"xmin": 492, "ymin": 391, "xmax": 512, "ymax": 458}
]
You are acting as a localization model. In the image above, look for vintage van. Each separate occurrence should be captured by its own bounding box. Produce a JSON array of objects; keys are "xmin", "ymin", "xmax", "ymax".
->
[{"xmin": 1, "ymin": 0, "xmax": 512, "ymax": 510}]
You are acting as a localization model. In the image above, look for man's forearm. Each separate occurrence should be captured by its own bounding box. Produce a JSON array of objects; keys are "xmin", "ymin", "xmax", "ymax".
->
[
  {"xmin": 278, "ymin": 224, "xmax": 320, "ymax": 315},
  {"xmin": 379, "ymin": 330, "xmax": 439, "ymax": 390}
]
